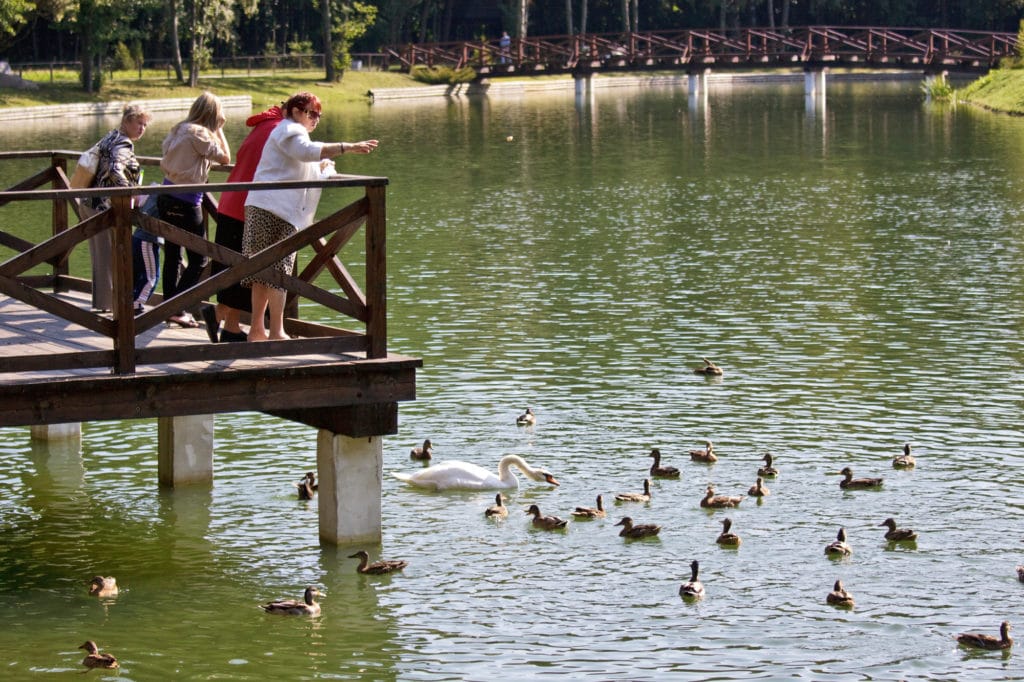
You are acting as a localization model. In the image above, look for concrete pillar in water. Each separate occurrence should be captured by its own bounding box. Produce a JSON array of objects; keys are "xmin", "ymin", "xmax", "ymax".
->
[
  {"xmin": 317, "ymin": 431, "xmax": 383, "ymax": 545},
  {"xmin": 30, "ymin": 422, "xmax": 82, "ymax": 441},
  {"xmin": 688, "ymin": 69, "xmax": 709, "ymax": 97},
  {"xmin": 157, "ymin": 414, "xmax": 214, "ymax": 486},
  {"xmin": 805, "ymin": 67, "xmax": 827, "ymax": 98},
  {"xmin": 574, "ymin": 74, "xmax": 590, "ymax": 97}
]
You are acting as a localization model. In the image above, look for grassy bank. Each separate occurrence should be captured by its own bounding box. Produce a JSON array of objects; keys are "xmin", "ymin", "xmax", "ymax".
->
[
  {"xmin": 0, "ymin": 69, "xmax": 424, "ymax": 110},
  {"xmin": 957, "ymin": 67, "xmax": 1024, "ymax": 114}
]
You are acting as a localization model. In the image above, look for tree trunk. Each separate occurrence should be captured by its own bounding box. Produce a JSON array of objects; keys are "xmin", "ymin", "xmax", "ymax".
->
[
  {"xmin": 187, "ymin": 0, "xmax": 198, "ymax": 87},
  {"xmin": 565, "ymin": 0, "xmax": 573, "ymax": 34},
  {"xmin": 621, "ymin": 0, "xmax": 629, "ymax": 32},
  {"xmin": 631, "ymin": 0, "xmax": 637, "ymax": 32},
  {"xmin": 419, "ymin": 0, "xmax": 431, "ymax": 42},
  {"xmin": 518, "ymin": 0, "xmax": 528, "ymax": 39},
  {"xmin": 169, "ymin": 0, "xmax": 183, "ymax": 82},
  {"xmin": 781, "ymin": 0, "xmax": 790, "ymax": 29},
  {"xmin": 767, "ymin": 0, "xmax": 775, "ymax": 30},
  {"xmin": 580, "ymin": 0, "xmax": 587, "ymax": 35},
  {"xmin": 322, "ymin": 0, "xmax": 335, "ymax": 81}
]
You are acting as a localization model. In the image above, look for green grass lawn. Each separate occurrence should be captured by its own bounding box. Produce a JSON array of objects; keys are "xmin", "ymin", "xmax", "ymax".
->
[{"xmin": 0, "ymin": 67, "xmax": 425, "ymax": 110}]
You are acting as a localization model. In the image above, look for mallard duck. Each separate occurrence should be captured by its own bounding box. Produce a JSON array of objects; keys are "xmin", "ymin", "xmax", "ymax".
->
[
  {"xmin": 825, "ymin": 527, "xmax": 852, "ymax": 556},
  {"xmin": 260, "ymin": 586, "xmax": 323, "ymax": 616},
  {"xmin": 525, "ymin": 504, "xmax": 568, "ymax": 530},
  {"xmin": 515, "ymin": 407, "xmax": 536, "ymax": 426},
  {"xmin": 956, "ymin": 621, "xmax": 1013, "ymax": 650},
  {"xmin": 648, "ymin": 448, "xmax": 680, "ymax": 478},
  {"xmin": 834, "ymin": 467, "xmax": 883, "ymax": 490},
  {"xmin": 694, "ymin": 356, "xmax": 724, "ymax": 376},
  {"xmin": 410, "ymin": 439, "xmax": 433, "ymax": 461},
  {"xmin": 690, "ymin": 440, "xmax": 717, "ymax": 463},
  {"xmin": 747, "ymin": 476, "xmax": 770, "ymax": 497},
  {"xmin": 1017, "ymin": 565, "xmax": 1024, "ymax": 583},
  {"xmin": 88, "ymin": 575, "xmax": 118, "ymax": 597},
  {"xmin": 892, "ymin": 443, "xmax": 916, "ymax": 469},
  {"xmin": 880, "ymin": 517, "xmax": 917, "ymax": 542},
  {"xmin": 79, "ymin": 640, "xmax": 118, "ymax": 669},
  {"xmin": 757, "ymin": 452, "xmax": 779, "ymax": 477},
  {"xmin": 615, "ymin": 516, "xmax": 661, "ymax": 538},
  {"xmin": 826, "ymin": 579, "xmax": 855, "ymax": 607},
  {"xmin": 700, "ymin": 485, "xmax": 744, "ymax": 508},
  {"xmin": 679, "ymin": 560, "xmax": 705, "ymax": 599},
  {"xmin": 572, "ymin": 494, "xmax": 606, "ymax": 519},
  {"xmin": 716, "ymin": 517, "xmax": 741, "ymax": 547},
  {"xmin": 294, "ymin": 471, "xmax": 317, "ymax": 500},
  {"xmin": 484, "ymin": 492, "xmax": 508, "ymax": 518},
  {"xmin": 349, "ymin": 550, "xmax": 408, "ymax": 575},
  {"xmin": 615, "ymin": 478, "xmax": 652, "ymax": 503}
]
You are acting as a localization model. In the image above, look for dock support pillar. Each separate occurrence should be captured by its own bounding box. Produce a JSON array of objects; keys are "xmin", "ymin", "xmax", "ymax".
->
[
  {"xmin": 688, "ymin": 69, "xmax": 708, "ymax": 97},
  {"xmin": 30, "ymin": 423, "xmax": 81, "ymax": 441},
  {"xmin": 574, "ymin": 74, "xmax": 590, "ymax": 97},
  {"xmin": 805, "ymin": 67, "xmax": 827, "ymax": 99},
  {"xmin": 317, "ymin": 431, "xmax": 383, "ymax": 545},
  {"xmin": 157, "ymin": 414, "xmax": 214, "ymax": 486}
]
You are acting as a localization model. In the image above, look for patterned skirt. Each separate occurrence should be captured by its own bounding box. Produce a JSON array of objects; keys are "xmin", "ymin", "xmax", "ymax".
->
[{"xmin": 241, "ymin": 205, "xmax": 296, "ymax": 290}]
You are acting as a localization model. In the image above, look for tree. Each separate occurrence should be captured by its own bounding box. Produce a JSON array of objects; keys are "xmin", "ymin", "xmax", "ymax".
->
[
  {"xmin": 168, "ymin": 0, "xmax": 183, "ymax": 82},
  {"xmin": 0, "ymin": 0, "xmax": 33, "ymax": 49},
  {"xmin": 325, "ymin": 1, "xmax": 377, "ymax": 80},
  {"xmin": 180, "ymin": 0, "xmax": 234, "ymax": 87}
]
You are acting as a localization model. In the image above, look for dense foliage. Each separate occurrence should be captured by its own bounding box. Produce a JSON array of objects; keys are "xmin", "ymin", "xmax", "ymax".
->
[{"xmin": 2, "ymin": 1, "xmax": 1022, "ymax": 86}]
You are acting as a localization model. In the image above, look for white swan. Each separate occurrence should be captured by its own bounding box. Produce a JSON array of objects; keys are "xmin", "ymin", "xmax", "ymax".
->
[{"xmin": 393, "ymin": 454, "xmax": 559, "ymax": 491}]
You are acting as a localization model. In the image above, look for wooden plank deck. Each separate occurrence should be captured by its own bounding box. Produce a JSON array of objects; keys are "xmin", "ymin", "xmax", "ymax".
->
[{"xmin": 0, "ymin": 291, "xmax": 420, "ymax": 431}]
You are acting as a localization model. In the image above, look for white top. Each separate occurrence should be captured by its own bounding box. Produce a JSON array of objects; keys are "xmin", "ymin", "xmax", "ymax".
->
[{"xmin": 245, "ymin": 119, "xmax": 324, "ymax": 229}]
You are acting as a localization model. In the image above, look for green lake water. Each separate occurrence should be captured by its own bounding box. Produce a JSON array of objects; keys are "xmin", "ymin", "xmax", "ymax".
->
[{"xmin": 0, "ymin": 78, "xmax": 1023, "ymax": 680}]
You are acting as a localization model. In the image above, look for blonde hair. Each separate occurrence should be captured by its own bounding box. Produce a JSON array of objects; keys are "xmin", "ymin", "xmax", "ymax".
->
[
  {"xmin": 121, "ymin": 104, "xmax": 152, "ymax": 125},
  {"xmin": 183, "ymin": 91, "xmax": 223, "ymax": 131}
]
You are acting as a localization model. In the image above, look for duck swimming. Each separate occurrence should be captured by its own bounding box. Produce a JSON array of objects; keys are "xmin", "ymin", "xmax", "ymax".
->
[
  {"xmin": 834, "ymin": 467, "xmax": 883, "ymax": 490},
  {"xmin": 515, "ymin": 407, "xmax": 536, "ymax": 426},
  {"xmin": 700, "ymin": 485, "xmax": 744, "ymax": 508},
  {"xmin": 825, "ymin": 527, "xmax": 852, "ymax": 556},
  {"xmin": 880, "ymin": 517, "xmax": 917, "ymax": 542},
  {"xmin": 747, "ymin": 477, "xmax": 770, "ymax": 497},
  {"xmin": 690, "ymin": 440, "xmax": 717, "ymax": 463},
  {"xmin": 410, "ymin": 439, "xmax": 433, "ymax": 461},
  {"xmin": 757, "ymin": 452, "xmax": 779, "ymax": 477},
  {"xmin": 615, "ymin": 478, "xmax": 652, "ymax": 503},
  {"xmin": 572, "ymin": 494, "xmax": 606, "ymax": 519},
  {"xmin": 393, "ymin": 454, "xmax": 559, "ymax": 491},
  {"xmin": 679, "ymin": 560, "xmax": 705, "ymax": 599},
  {"xmin": 892, "ymin": 443, "xmax": 916, "ymax": 469},
  {"xmin": 349, "ymin": 550, "xmax": 408, "ymax": 575},
  {"xmin": 525, "ymin": 504, "xmax": 568, "ymax": 530},
  {"xmin": 294, "ymin": 471, "xmax": 317, "ymax": 500},
  {"xmin": 88, "ymin": 575, "xmax": 118, "ymax": 597},
  {"xmin": 694, "ymin": 357, "xmax": 724, "ymax": 376},
  {"xmin": 648, "ymin": 448, "xmax": 680, "ymax": 478},
  {"xmin": 1018, "ymin": 565, "xmax": 1024, "ymax": 583},
  {"xmin": 956, "ymin": 621, "xmax": 1013, "ymax": 650},
  {"xmin": 716, "ymin": 517, "xmax": 741, "ymax": 547},
  {"xmin": 826, "ymin": 579, "xmax": 855, "ymax": 608},
  {"xmin": 260, "ymin": 586, "xmax": 323, "ymax": 616},
  {"xmin": 79, "ymin": 640, "xmax": 118, "ymax": 669},
  {"xmin": 615, "ymin": 516, "xmax": 661, "ymax": 538},
  {"xmin": 484, "ymin": 493, "xmax": 508, "ymax": 518}
]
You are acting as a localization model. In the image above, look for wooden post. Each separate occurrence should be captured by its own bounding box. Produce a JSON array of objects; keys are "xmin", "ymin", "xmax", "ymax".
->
[
  {"xmin": 365, "ymin": 185, "xmax": 387, "ymax": 359},
  {"xmin": 110, "ymin": 195, "xmax": 136, "ymax": 374}
]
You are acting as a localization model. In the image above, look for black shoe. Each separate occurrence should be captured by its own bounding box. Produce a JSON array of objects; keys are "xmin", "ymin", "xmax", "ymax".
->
[
  {"xmin": 220, "ymin": 329, "xmax": 248, "ymax": 342},
  {"xmin": 200, "ymin": 304, "xmax": 219, "ymax": 343}
]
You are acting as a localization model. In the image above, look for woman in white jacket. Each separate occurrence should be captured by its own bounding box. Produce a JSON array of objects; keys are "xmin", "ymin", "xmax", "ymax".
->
[{"xmin": 242, "ymin": 92, "xmax": 378, "ymax": 341}]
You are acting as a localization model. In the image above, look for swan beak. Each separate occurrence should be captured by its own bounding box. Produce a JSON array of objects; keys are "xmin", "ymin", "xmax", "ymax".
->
[{"xmin": 544, "ymin": 474, "xmax": 560, "ymax": 486}]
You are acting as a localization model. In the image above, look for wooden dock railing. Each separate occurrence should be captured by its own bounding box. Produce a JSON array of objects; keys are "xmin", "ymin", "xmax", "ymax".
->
[{"xmin": 0, "ymin": 150, "xmax": 389, "ymax": 375}]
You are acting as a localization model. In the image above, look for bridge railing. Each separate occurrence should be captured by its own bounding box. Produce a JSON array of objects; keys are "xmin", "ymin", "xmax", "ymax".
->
[
  {"xmin": 384, "ymin": 26, "xmax": 1018, "ymax": 75},
  {"xmin": 0, "ymin": 150, "xmax": 388, "ymax": 375}
]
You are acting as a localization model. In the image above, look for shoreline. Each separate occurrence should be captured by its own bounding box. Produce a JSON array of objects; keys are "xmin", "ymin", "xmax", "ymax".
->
[{"xmin": 0, "ymin": 94, "xmax": 252, "ymax": 122}]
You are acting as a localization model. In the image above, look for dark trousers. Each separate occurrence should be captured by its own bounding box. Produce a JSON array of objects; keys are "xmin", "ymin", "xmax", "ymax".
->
[{"xmin": 157, "ymin": 194, "xmax": 206, "ymax": 314}]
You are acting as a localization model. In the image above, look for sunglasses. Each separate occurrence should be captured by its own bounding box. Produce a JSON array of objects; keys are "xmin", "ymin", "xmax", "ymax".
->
[{"xmin": 303, "ymin": 109, "xmax": 321, "ymax": 121}]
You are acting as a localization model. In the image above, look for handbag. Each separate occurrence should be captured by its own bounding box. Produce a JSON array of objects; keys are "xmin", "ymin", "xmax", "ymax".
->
[{"xmin": 69, "ymin": 144, "xmax": 99, "ymax": 189}]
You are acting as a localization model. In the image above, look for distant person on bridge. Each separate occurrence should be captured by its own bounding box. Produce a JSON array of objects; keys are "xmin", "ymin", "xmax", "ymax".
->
[
  {"xmin": 499, "ymin": 31, "xmax": 511, "ymax": 65},
  {"xmin": 242, "ymin": 91, "xmax": 378, "ymax": 342}
]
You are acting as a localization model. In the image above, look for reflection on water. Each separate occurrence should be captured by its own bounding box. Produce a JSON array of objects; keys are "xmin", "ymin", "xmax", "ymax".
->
[{"xmin": 2, "ymin": 80, "xmax": 1024, "ymax": 678}]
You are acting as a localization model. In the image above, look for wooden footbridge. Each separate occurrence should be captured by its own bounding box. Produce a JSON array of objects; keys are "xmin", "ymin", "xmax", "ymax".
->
[
  {"xmin": 0, "ymin": 150, "xmax": 420, "ymax": 545},
  {"xmin": 385, "ymin": 26, "xmax": 1018, "ymax": 77}
]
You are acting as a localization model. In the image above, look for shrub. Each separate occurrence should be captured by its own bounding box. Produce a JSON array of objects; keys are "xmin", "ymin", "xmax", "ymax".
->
[{"xmin": 410, "ymin": 64, "xmax": 477, "ymax": 85}]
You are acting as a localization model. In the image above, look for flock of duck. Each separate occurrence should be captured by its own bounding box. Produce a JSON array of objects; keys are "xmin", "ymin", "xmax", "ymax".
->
[{"xmin": 385, "ymin": 382, "xmax": 1016, "ymax": 653}]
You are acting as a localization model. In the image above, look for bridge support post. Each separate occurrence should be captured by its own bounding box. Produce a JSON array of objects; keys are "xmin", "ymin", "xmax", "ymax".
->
[
  {"xmin": 157, "ymin": 414, "xmax": 215, "ymax": 486},
  {"xmin": 316, "ymin": 431, "xmax": 382, "ymax": 545},
  {"xmin": 574, "ymin": 74, "xmax": 591, "ymax": 98},
  {"xmin": 30, "ymin": 423, "xmax": 81, "ymax": 441},
  {"xmin": 804, "ymin": 67, "xmax": 827, "ymax": 99},
  {"xmin": 688, "ymin": 69, "xmax": 709, "ymax": 97}
]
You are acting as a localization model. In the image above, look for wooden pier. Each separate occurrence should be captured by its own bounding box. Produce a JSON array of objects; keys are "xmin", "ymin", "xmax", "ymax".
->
[{"xmin": 0, "ymin": 150, "xmax": 421, "ymax": 544}]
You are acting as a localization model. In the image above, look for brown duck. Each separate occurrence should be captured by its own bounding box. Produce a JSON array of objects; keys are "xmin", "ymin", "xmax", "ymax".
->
[
  {"xmin": 700, "ymin": 485, "xmax": 743, "ymax": 508},
  {"xmin": 956, "ymin": 621, "xmax": 1013, "ymax": 650},
  {"xmin": 410, "ymin": 439, "xmax": 433, "ymax": 461},
  {"xmin": 648, "ymin": 448, "xmax": 680, "ymax": 478},
  {"xmin": 349, "ymin": 550, "xmax": 408, "ymax": 575},
  {"xmin": 294, "ymin": 471, "xmax": 317, "ymax": 500},
  {"xmin": 880, "ymin": 517, "xmax": 917, "ymax": 542},
  {"xmin": 260, "ymin": 586, "xmax": 323, "ymax": 616},
  {"xmin": 572, "ymin": 494, "xmax": 606, "ymax": 519},
  {"xmin": 825, "ymin": 527, "xmax": 852, "ymax": 556},
  {"xmin": 615, "ymin": 478, "xmax": 652, "ymax": 503},
  {"xmin": 834, "ymin": 467, "xmax": 883, "ymax": 490},
  {"xmin": 525, "ymin": 504, "xmax": 568, "ymax": 530},
  {"xmin": 693, "ymin": 357, "xmax": 724, "ymax": 375},
  {"xmin": 615, "ymin": 516, "xmax": 661, "ymax": 538},
  {"xmin": 892, "ymin": 442, "xmax": 916, "ymax": 468},
  {"xmin": 88, "ymin": 575, "xmax": 118, "ymax": 598},
  {"xmin": 716, "ymin": 517, "xmax": 741, "ymax": 547},
  {"xmin": 690, "ymin": 440, "xmax": 717, "ymax": 463},
  {"xmin": 826, "ymin": 579, "xmax": 855, "ymax": 608},
  {"xmin": 79, "ymin": 640, "xmax": 119, "ymax": 669},
  {"xmin": 484, "ymin": 493, "xmax": 508, "ymax": 518},
  {"xmin": 757, "ymin": 452, "xmax": 779, "ymax": 477}
]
